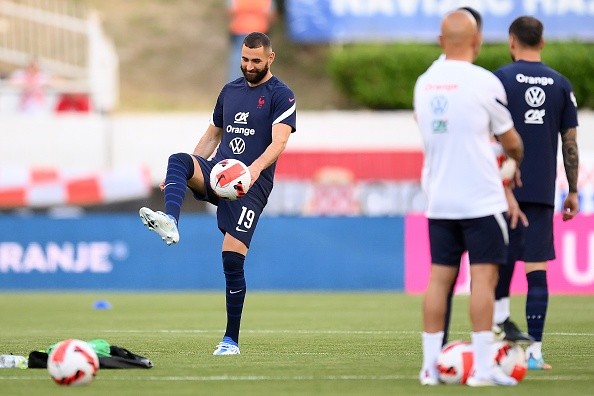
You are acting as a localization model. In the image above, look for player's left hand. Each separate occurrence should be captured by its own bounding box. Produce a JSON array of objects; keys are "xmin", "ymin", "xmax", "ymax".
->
[
  {"xmin": 504, "ymin": 186, "xmax": 528, "ymax": 229},
  {"xmin": 562, "ymin": 192, "xmax": 579, "ymax": 221}
]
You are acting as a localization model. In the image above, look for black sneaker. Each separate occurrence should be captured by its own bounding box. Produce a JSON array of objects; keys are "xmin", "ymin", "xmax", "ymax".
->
[{"xmin": 494, "ymin": 318, "xmax": 534, "ymax": 345}]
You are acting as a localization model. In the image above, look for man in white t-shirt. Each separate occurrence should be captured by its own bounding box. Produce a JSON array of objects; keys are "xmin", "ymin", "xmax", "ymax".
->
[{"xmin": 414, "ymin": 10, "xmax": 524, "ymax": 387}]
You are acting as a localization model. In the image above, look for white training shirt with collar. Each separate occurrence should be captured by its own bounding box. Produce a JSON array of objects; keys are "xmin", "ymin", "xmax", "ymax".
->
[{"xmin": 414, "ymin": 59, "xmax": 514, "ymax": 219}]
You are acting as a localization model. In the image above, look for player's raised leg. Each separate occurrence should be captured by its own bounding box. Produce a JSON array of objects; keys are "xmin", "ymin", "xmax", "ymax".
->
[{"xmin": 140, "ymin": 152, "xmax": 199, "ymax": 245}]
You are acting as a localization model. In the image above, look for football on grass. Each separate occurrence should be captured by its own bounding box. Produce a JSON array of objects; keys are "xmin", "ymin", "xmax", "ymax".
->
[
  {"xmin": 437, "ymin": 340, "xmax": 527, "ymax": 385},
  {"xmin": 437, "ymin": 340, "xmax": 473, "ymax": 384},
  {"xmin": 493, "ymin": 341, "xmax": 527, "ymax": 382},
  {"xmin": 210, "ymin": 159, "xmax": 251, "ymax": 201},
  {"xmin": 47, "ymin": 339, "xmax": 99, "ymax": 386}
]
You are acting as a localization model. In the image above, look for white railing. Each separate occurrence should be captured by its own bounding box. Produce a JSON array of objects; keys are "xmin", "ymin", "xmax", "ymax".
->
[{"xmin": 0, "ymin": 0, "xmax": 118, "ymax": 112}]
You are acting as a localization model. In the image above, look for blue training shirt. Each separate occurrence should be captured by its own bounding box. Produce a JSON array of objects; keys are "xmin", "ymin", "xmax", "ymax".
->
[
  {"xmin": 211, "ymin": 75, "xmax": 297, "ymax": 197},
  {"xmin": 494, "ymin": 60, "xmax": 578, "ymax": 206}
]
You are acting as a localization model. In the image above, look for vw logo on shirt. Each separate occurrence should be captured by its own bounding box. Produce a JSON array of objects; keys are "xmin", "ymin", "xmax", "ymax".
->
[
  {"xmin": 230, "ymin": 137, "xmax": 245, "ymax": 154},
  {"xmin": 525, "ymin": 87, "xmax": 546, "ymax": 107}
]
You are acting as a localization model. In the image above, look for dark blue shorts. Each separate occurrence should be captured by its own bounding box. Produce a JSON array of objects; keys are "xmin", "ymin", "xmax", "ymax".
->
[
  {"xmin": 516, "ymin": 203, "xmax": 555, "ymax": 262},
  {"xmin": 191, "ymin": 156, "xmax": 268, "ymax": 248},
  {"xmin": 428, "ymin": 214, "xmax": 508, "ymax": 266}
]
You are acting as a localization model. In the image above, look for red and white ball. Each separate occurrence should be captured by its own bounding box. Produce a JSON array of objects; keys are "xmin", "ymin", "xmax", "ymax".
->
[
  {"xmin": 493, "ymin": 341, "xmax": 528, "ymax": 382},
  {"xmin": 47, "ymin": 339, "xmax": 99, "ymax": 386},
  {"xmin": 209, "ymin": 159, "xmax": 251, "ymax": 201},
  {"xmin": 437, "ymin": 340, "xmax": 528, "ymax": 385},
  {"xmin": 499, "ymin": 156, "xmax": 517, "ymax": 184},
  {"xmin": 436, "ymin": 341, "xmax": 474, "ymax": 384}
]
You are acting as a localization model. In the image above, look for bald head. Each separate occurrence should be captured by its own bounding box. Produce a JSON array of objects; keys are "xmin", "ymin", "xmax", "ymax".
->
[{"xmin": 440, "ymin": 10, "xmax": 481, "ymax": 61}]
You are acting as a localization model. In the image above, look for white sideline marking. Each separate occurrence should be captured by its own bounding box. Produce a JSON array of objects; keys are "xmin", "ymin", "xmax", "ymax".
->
[
  {"xmin": 99, "ymin": 329, "xmax": 594, "ymax": 337},
  {"xmin": 0, "ymin": 374, "xmax": 591, "ymax": 382},
  {"xmin": 102, "ymin": 329, "xmax": 411, "ymax": 335}
]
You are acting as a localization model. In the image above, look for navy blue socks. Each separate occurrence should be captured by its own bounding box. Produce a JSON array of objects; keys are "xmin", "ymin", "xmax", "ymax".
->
[
  {"xmin": 222, "ymin": 251, "xmax": 246, "ymax": 344},
  {"xmin": 163, "ymin": 152, "xmax": 194, "ymax": 222},
  {"xmin": 526, "ymin": 270, "xmax": 548, "ymax": 342}
]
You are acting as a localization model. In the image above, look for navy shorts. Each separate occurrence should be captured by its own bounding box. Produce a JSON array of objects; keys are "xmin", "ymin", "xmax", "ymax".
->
[
  {"xmin": 516, "ymin": 203, "xmax": 555, "ymax": 262},
  {"xmin": 191, "ymin": 156, "xmax": 268, "ymax": 248},
  {"xmin": 428, "ymin": 214, "xmax": 508, "ymax": 266}
]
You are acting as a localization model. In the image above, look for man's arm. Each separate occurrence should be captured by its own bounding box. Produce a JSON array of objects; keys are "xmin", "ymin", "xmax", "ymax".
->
[
  {"xmin": 193, "ymin": 124, "xmax": 223, "ymax": 159},
  {"xmin": 497, "ymin": 127, "xmax": 524, "ymax": 164},
  {"xmin": 561, "ymin": 127, "xmax": 580, "ymax": 220},
  {"xmin": 248, "ymin": 123, "xmax": 292, "ymax": 184},
  {"xmin": 561, "ymin": 127, "xmax": 579, "ymax": 193}
]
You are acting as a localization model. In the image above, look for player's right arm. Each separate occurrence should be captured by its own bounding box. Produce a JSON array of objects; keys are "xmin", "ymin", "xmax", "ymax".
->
[{"xmin": 193, "ymin": 124, "xmax": 223, "ymax": 159}]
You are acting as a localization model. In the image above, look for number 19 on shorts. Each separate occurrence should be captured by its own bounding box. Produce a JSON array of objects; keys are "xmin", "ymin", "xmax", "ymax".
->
[{"xmin": 236, "ymin": 206, "xmax": 255, "ymax": 232}]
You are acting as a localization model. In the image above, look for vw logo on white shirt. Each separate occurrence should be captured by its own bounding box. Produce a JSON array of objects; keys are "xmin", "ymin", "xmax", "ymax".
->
[
  {"xmin": 230, "ymin": 137, "xmax": 245, "ymax": 154},
  {"xmin": 525, "ymin": 87, "xmax": 546, "ymax": 107}
]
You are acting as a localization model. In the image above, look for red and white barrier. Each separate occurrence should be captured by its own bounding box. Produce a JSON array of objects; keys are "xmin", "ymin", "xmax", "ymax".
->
[{"xmin": 0, "ymin": 166, "xmax": 151, "ymax": 208}]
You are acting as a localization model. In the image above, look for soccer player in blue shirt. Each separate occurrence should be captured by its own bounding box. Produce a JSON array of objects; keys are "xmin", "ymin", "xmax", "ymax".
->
[
  {"xmin": 139, "ymin": 32, "xmax": 297, "ymax": 355},
  {"xmin": 492, "ymin": 16, "xmax": 580, "ymax": 370}
]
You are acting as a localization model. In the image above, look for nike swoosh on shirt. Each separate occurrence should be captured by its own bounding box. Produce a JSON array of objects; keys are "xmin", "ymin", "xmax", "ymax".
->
[
  {"xmin": 289, "ymin": 98, "xmax": 295, "ymax": 102},
  {"xmin": 229, "ymin": 290, "xmax": 243, "ymax": 294},
  {"xmin": 235, "ymin": 226, "xmax": 248, "ymax": 233}
]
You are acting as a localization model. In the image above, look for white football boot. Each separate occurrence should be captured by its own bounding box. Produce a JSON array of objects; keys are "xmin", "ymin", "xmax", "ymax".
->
[{"xmin": 139, "ymin": 207, "xmax": 179, "ymax": 245}]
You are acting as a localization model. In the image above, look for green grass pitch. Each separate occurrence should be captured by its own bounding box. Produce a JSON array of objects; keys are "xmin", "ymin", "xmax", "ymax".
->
[{"xmin": 0, "ymin": 293, "xmax": 592, "ymax": 395}]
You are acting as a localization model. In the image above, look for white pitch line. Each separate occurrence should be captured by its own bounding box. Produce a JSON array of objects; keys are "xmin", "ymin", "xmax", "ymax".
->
[
  {"xmin": 101, "ymin": 329, "xmax": 411, "ymax": 335},
  {"xmin": 98, "ymin": 329, "xmax": 594, "ymax": 337},
  {"xmin": 0, "ymin": 374, "xmax": 591, "ymax": 382}
]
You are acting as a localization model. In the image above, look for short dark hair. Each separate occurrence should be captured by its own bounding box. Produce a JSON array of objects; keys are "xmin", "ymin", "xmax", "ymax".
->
[
  {"xmin": 243, "ymin": 32, "xmax": 272, "ymax": 51},
  {"xmin": 509, "ymin": 16, "xmax": 543, "ymax": 47},
  {"xmin": 459, "ymin": 6, "xmax": 482, "ymax": 31}
]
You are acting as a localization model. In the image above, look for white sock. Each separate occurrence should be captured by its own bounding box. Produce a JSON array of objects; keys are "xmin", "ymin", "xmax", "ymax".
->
[
  {"xmin": 526, "ymin": 342, "xmax": 543, "ymax": 359},
  {"xmin": 493, "ymin": 297, "xmax": 510, "ymax": 325},
  {"xmin": 421, "ymin": 331, "xmax": 444, "ymax": 375},
  {"xmin": 472, "ymin": 331, "xmax": 494, "ymax": 379}
]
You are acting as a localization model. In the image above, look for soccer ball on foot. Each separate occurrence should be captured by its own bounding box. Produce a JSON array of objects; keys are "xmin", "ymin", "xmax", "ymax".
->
[
  {"xmin": 437, "ymin": 340, "xmax": 474, "ymax": 384},
  {"xmin": 47, "ymin": 339, "xmax": 99, "ymax": 386},
  {"xmin": 209, "ymin": 159, "xmax": 251, "ymax": 201}
]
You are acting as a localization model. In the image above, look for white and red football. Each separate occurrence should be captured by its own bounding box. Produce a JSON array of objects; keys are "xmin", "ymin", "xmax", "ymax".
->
[
  {"xmin": 209, "ymin": 159, "xmax": 251, "ymax": 201},
  {"xmin": 47, "ymin": 339, "xmax": 99, "ymax": 386},
  {"xmin": 498, "ymin": 156, "xmax": 517, "ymax": 184},
  {"xmin": 493, "ymin": 341, "xmax": 528, "ymax": 382},
  {"xmin": 436, "ymin": 340, "xmax": 474, "ymax": 384}
]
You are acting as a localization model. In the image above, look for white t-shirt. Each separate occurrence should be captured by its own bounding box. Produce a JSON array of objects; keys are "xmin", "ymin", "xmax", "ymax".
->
[{"xmin": 414, "ymin": 59, "xmax": 514, "ymax": 219}]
